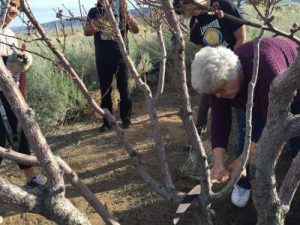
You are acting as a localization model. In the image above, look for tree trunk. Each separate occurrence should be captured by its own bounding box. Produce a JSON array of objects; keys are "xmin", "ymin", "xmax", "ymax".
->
[{"xmin": 251, "ymin": 50, "xmax": 300, "ymax": 225}]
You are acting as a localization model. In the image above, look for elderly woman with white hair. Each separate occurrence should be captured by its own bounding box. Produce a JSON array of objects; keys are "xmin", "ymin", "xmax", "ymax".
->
[
  {"xmin": 173, "ymin": 0, "xmax": 246, "ymax": 135},
  {"xmin": 191, "ymin": 37, "xmax": 300, "ymax": 207}
]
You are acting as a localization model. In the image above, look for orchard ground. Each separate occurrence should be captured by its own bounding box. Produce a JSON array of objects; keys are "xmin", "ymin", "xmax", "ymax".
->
[{"xmin": 0, "ymin": 86, "xmax": 299, "ymax": 225}]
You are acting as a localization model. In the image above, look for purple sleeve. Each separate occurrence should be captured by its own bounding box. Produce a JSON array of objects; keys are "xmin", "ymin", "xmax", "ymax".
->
[
  {"xmin": 210, "ymin": 95, "xmax": 232, "ymax": 149},
  {"xmin": 255, "ymin": 39, "xmax": 299, "ymax": 122},
  {"xmin": 238, "ymin": 38, "xmax": 299, "ymax": 142}
]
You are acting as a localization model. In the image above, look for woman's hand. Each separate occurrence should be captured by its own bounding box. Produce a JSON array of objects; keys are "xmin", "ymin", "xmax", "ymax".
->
[
  {"xmin": 211, "ymin": 147, "xmax": 230, "ymax": 183},
  {"xmin": 211, "ymin": 162, "xmax": 230, "ymax": 183}
]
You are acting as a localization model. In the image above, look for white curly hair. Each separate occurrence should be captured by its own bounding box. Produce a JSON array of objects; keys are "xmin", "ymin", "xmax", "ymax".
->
[{"xmin": 191, "ymin": 46, "xmax": 241, "ymax": 94}]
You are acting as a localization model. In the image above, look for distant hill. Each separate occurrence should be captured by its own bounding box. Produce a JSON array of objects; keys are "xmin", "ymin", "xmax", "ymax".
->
[
  {"xmin": 12, "ymin": 18, "xmax": 84, "ymax": 33},
  {"xmin": 11, "ymin": 8, "xmax": 152, "ymax": 34}
]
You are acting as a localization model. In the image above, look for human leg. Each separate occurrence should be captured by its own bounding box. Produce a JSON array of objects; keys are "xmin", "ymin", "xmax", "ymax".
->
[
  {"xmin": 195, "ymin": 93, "xmax": 210, "ymax": 134},
  {"xmin": 16, "ymin": 130, "xmax": 45, "ymax": 187},
  {"xmin": 231, "ymin": 110, "xmax": 264, "ymax": 207},
  {"xmin": 235, "ymin": 109, "xmax": 251, "ymax": 189},
  {"xmin": 115, "ymin": 63, "xmax": 132, "ymax": 128},
  {"xmin": 0, "ymin": 93, "xmax": 44, "ymax": 186},
  {"xmin": 96, "ymin": 62, "xmax": 114, "ymax": 130}
]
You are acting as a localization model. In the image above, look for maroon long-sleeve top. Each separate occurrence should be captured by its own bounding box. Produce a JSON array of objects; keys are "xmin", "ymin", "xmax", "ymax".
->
[{"xmin": 210, "ymin": 37, "xmax": 299, "ymax": 149}]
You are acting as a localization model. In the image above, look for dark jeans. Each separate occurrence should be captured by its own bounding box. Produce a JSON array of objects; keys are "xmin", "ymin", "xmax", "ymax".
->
[
  {"xmin": 0, "ymin": 92, "xmax": 31, "ymax": 170},
  {"xmin": 196, "ymin": 93, "xmax": 210, "ymax": 130},
  {"xmin": 96, "ymin": 60, "xmax": 132, "ymax": 126},
  {"xmin": 236, "ymin": 104, "xmax": 300, "ymax": 189}
]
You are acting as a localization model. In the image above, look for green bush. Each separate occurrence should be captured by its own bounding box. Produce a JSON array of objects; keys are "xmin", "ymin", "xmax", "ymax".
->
[{"xmin": 26, "ymin": 32, "xmax": 89, "ymax": 133}]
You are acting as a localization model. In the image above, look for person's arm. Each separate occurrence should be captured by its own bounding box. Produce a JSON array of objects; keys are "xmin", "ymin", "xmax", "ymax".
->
[
  {"xmin": 227, "ymin": 142, "xmax": 256, "ymax": 176},
  {"xmin": 233, "ymin": 25, "xmax": 246, "ymax": 50},
  {"xmin": 220, "ymin": 1, "xmax": 246, "ymax": 50},
  {"xmin": 83, "ymin": 19, "xmax": 100, "ymax": 36},
  {"xmin": 126, "ymin": 14, "xmax": 139, "ymax": 34},
  {"xmin": 211, "ymin": 147, "xmax": 230, "ymax": 183},
  {"xmin": 84, "ymin": 8, "xmax": 100, "ymax": 37},
  {"xmin": 210, "ymin": 96, "xmax": 232, "ymax": 182}
]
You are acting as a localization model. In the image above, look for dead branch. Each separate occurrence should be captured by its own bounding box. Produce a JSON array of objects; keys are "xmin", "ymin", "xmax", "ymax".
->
[
  {"xmin": 0, "ymin": 177, "xmax": 91, "ymax": 225},
  {"xmin": 0, "ymin": 58, "xmax": 64, "ymax": 192},
  {"xmin": 0, "ymin": 177, "xmax": 42, "ymax": 212},
  {"xmin": 154, "ymin": 17, "xmax": 166, "ymax": 105},
  {"xmin": 103, "ymin": 0, "xmax": 175, "ymax": 189},
  {"xmin": 0, "ymin": 147, "xmax": 120, "ymax": 225},
  {"xmin": 176, "ymin": 0, "xmax": 300, "ymax": 44},
  {"xmin": 159, "ymin": 1, "xmax": 214, "ymax": 224},
  {"xmin": 56, "ymin": 157, "xmax": 121, "ymax": 225},
  {"xmin": 0, "ymin": 147, "xmax": 39, "ymax": 166},
  {"xmin": 0, "ymin": 57, "xmax": 94, "ymax": 224},
  {"xmin": 211, "ymin": 31, "xmax": 265, "ymax": 200},
  {"xmin": 159, "ymin": 0, "xmax": 211, "ymax": 195}
]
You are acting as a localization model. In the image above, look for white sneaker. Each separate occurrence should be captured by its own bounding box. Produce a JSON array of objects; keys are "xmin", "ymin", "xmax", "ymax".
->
[{"xmin": 231, "ymin": 185, "xmax": 251, "ymax": 207}]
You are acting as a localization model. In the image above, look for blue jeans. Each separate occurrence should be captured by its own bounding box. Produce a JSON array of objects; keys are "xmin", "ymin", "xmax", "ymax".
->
[{"xmin": 236, "ymin": 104, "xmax": 300, "ymax": 189}]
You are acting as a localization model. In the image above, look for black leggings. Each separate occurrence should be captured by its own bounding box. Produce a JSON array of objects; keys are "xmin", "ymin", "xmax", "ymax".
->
[{"xmin": 0, "ymin": 92, "xmax": 31, "ymax": 170}]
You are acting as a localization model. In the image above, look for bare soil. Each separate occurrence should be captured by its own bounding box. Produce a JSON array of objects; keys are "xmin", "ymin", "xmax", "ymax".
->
[{"xmin": 0, "ymin": 87, "xmax": 299, "ymax": 225}]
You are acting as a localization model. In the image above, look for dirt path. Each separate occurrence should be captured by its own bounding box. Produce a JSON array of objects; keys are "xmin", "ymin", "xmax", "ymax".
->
[{"xmin": 0, "ymin": 88, "xmax": 299, "ymax": 225}]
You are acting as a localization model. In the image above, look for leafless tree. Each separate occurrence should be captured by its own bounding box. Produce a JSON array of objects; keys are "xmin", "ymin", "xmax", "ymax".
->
[{"xmin": 0, "ymin": 0, "xmax": 299, "ymax": 224}]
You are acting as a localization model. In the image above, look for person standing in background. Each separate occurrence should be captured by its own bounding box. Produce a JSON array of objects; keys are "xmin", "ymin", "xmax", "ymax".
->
[
  {"xmin": 189, "ymin": 0, "xmax": 246, "ymax": 134},
  {"xmin": 174, "ymin": 0, "xmax": 246, "ymax": 207},
  {"xmin": 191, "ymin": 37, "xmax": 299, "ymax": 207},
  {"xmin": 84, "ymin": 0, "xmax": 139, "ymax": 132},
  {"xmin": 0, "ymin": 0, "xmax": 45, "ymax": 187}
]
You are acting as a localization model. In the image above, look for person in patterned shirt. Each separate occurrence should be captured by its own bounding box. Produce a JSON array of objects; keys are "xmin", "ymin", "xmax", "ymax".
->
[{"xmin": 84, "ymin": 0, "xmax": 139, "ymax": 132}]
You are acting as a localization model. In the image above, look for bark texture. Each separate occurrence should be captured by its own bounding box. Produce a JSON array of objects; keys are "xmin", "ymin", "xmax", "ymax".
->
[{"xmin": 251, "ymin": 50, "xmax": 300, "ymax": 225}]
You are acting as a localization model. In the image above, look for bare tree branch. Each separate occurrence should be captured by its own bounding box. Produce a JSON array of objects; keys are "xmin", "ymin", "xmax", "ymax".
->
[
  {"xmin": 0, "ymin": 177, "xmax": 91, "ymax": 225},
  {"xmin": 0, "ymin": 59, "xmax": 65, "ymax": 191},
  {"xmin": 0, "ymin": 147, "xmax": 121, "ymax": 224},
  {"xmin": 0, "ymin": 178, "xmax": 42, "ymax": 212},
  {"xmin": 212, "ymin": 31, "xmax": 265, "ymax": 200},
  {"xmin": 279, "ymin": 151, "xmax": 300, "ymax": 207},
  {"xmin": 159, "ymin": 1, "xmax": 215, "ymax": 224},
  {"xmin": 21, "ymin": 0, "xmax": 181, "ymax": 204},
  {"xmin": 103, "ymin": 0, "xmax": 175, "ymax": 189},
  {"xmin": 154, "ymin": 17, "xmax": 166, "ymax": 105},
  {"xmin": 176, "ymin": 0, "xmax": 300, "ymax": 44}
]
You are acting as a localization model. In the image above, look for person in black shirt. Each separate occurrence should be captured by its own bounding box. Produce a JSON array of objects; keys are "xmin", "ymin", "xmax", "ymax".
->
[
  {"xmin": 189, "ymin": 0, "xmax": 246, "ymax": 135},
  {"xmin": 174, "ymin": 0, "xmax": 247, "ymax": 208},
  {"xmin": 84, "ymin": 0, "xmax": 139, "ymax": 132}
]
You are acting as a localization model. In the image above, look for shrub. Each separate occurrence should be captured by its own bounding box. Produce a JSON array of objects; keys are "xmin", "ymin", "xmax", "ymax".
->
[{"xmin": 25, "ymin": 32, "xmax": 88, "ymax": 133}]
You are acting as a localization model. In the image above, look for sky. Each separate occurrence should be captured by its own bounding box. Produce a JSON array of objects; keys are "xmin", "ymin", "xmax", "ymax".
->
[{"xmin": 12, "ymin": 0, "xmax": 97, "ymax": 27}]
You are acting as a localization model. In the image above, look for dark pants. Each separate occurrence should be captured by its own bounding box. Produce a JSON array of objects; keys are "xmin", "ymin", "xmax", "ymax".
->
[
  {"xmin": 0, "ymin": 92, "xmax": 31, "ymax": 170},
  {"xmin": 236, "ymin": 104, "xmax": 300, "ymax": 189},
  {"xmin": 96, "ymin": 60, "xmax": 132, "ymax": 126},
  {"xmin": 196, "ymin": 93, "xmax": 210, "ymax": 130}
]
